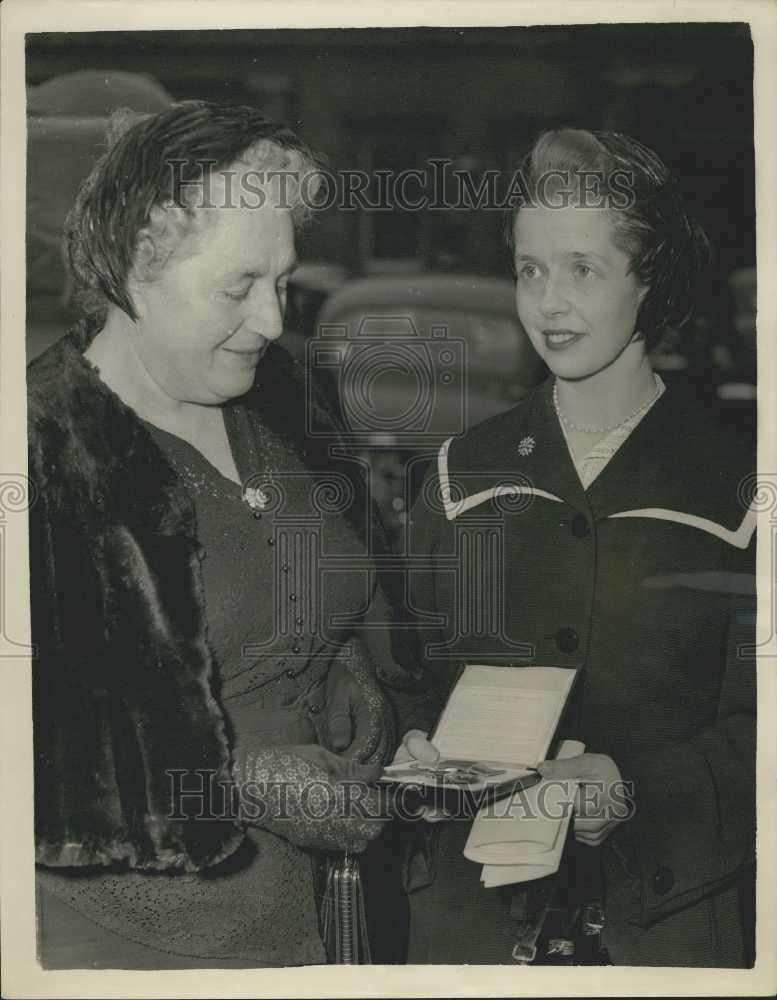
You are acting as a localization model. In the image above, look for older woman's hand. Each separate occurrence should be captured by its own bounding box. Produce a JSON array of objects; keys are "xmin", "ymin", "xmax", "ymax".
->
[
  {"xmin": 324, "ymin": 661, "xmax": 379, "ymax": 757},
  {"xmin": 321, "ymin": 642, "xmax": 395, "ymax": 765},
  {"xmin": 233, "ymin": 742, "xmax": 390, "ymax": 853},
  {"xmin": 537, "ymin": 753, "xmax": 630, "ymax": 847}
]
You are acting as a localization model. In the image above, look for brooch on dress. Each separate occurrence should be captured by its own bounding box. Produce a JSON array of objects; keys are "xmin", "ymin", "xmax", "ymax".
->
[
  {"xmin": 517, "ymin": 435, "xmax": 536, "ymax": 457},
  {"xmin": 243, "ymin": 486, "xmax": 269, "ymax": 511}
]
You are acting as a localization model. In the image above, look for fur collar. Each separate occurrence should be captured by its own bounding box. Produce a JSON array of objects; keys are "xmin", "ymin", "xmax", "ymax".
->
[
  {"xmin": 28, "ymin": 319, "xmax": 405, "ymax": 871},
  {"xmin": 27, "ymin": 320, "xmax": 313, "ymax": 871}
]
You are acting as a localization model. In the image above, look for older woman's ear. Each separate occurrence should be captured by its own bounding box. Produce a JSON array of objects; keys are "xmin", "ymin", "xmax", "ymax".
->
[
  {"xmin": 132, "ymin": 202, "xmax": 193, "ymax": 284},
  {"xmin": 133, "ymin": 232, "xmax": 157, "ymax": 278}
]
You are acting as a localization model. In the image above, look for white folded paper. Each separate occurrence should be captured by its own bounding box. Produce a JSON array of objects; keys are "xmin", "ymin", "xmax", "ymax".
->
[{"xmin": 464, "ymin": 739, "xmax": 585, "ymax": 887}]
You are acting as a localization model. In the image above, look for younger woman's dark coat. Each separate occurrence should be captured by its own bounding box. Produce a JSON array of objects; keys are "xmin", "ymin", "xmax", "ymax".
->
[{"xmin": 403, "ymin": 377, "xmax": 756, "ymax": 964}]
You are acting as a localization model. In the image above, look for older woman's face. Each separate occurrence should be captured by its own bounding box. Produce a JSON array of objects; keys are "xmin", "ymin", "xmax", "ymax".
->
[
  {"xmin": 129, "ymin": 191, "xmax": 296, "ymax": 405},
  {"xmin": 513, "ymin": 204, "xmax": 646, "ymax": 381}
]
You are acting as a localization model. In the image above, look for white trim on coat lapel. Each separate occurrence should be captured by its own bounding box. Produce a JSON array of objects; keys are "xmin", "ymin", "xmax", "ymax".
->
[
  {"xmin": 436, "ymin": 439, "xmax": 757, "ymax": 547},
  {"xmin": 606, "ymin": 505, "xmax": 757, "ymax": 550},
  {"xmin": 437, "ymin": 437, "xmax": 565, "ymax": 521}
]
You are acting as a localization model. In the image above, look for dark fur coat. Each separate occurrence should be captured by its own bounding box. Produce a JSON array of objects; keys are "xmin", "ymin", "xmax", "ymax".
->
[{"xmin": 27, "ymin": 320, "xmax": 395, "ymax": 873}]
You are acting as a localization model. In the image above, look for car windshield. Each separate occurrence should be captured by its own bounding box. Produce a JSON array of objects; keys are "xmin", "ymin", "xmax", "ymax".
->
[{"xmin": 331, "ymin": 307, "xmax": 527, "ymax": 383}]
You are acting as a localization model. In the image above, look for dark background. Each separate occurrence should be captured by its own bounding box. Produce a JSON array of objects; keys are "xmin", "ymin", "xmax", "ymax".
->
[
  {"xmin": 26, "ymin": 24, "xmax": 754, "ymax": 277},
  {"xmin": 25, "ymin": 24, "xmax": 757, "ymax": 443}
]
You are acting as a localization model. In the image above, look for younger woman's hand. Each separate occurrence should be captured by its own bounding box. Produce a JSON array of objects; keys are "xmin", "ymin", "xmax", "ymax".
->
[
  {"xmin": 390, "ymin": 729, "xmax": 441, "ymax": 767},
  {"xmin": 537, "ymin": 752, "xmax": 628, "ymax": 847},
  {"xmin": 389, "ymin": 730, "xmax": 451, "ymax": 823}
]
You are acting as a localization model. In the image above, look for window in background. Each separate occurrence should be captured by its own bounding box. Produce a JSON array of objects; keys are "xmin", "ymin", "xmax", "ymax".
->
[{"xmin": 343, "ymin": 115, "xmax": 445, "ymax": 274}]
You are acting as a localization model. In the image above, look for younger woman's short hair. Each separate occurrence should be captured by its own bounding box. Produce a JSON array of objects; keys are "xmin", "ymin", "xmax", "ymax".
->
[
  {"xmin": 65, "ymin": 101, "xmax": 324, "ymax": 321},
  {"xmin": 506, "ymin": 128, "xmax": 714, "ymax": 348}
]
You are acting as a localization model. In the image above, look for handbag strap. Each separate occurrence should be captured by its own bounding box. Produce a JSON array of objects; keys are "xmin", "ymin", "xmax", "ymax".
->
[{"xmin": 319, "ymin": 852, "xmax": 372, "ymax": 964}]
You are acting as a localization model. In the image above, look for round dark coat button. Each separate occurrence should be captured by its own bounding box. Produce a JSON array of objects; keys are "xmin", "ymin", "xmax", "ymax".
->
[
  {"xmin": 571, "ymin": 513, "xmax": 590, "ymax": 538},
  {"xmin": 308, "ymin": 703, "xmax": 320, "ymax": 715},
  {"xmin": 651, "ymin": 866, "xmax": 675, "ymax": 896},
  {"xmin": 285, "ymin": 669, "xmax": 295, "ymax": 679},
  {"xmin": 292, "ymin": 644, "xmax": 301, "ymax": 654},
  {"xmin": 555, "ymin": 627, "xmax": 579, "ymax": 653}
]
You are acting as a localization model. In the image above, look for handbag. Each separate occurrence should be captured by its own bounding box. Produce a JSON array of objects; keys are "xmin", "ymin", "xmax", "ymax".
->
[
  {"xmin": 318, "ymin": 851, "xmax": 372, "ymax": 964},
  {"xmin": 510, "ymin": 835, "xmax": 611, "ymax": 965}
]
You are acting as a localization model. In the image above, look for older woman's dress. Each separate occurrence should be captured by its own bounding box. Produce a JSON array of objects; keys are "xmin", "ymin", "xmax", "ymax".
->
[{"xmin": 30, "ymin": 321, "xmax": 407, "ymax": 967}]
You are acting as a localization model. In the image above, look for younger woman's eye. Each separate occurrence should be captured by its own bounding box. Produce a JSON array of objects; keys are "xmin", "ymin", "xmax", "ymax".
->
[
  {"xmin": 574, "ymin": 263, "xmax": 594, "ymax": 278},
  {"xmin": 518, "ymin": 263, "xmax": 539, "ymax": 280}
]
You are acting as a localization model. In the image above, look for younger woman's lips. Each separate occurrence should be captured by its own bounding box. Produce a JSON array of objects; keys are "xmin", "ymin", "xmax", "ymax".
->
[{"xmin": 542, "ymin": 330, "xmax": 584, "ymax": 351}]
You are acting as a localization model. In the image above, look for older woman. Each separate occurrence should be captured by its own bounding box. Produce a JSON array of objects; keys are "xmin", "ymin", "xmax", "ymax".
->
[
  {"xmin": 29, "ymin": 101, "xmax": 410, "ymax": 968},
  {"xmin": 397, "ymin": 129, "xmax": 756, "ymax": 966}
]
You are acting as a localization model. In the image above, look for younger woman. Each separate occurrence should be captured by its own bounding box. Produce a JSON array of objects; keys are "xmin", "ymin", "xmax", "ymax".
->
[{"xmin": 399, "ymin": 129, "xmax": 756, "ymax": 967}]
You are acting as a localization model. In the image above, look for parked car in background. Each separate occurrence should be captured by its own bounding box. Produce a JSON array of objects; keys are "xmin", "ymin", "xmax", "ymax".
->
[
  {"xmin": 26, "ymin": 71, "xmax": 174, "ymax": 363},
  {"xmin": 311, "ymin": 273, "xmax": 547, "ymax": 545},
  {"xmin": 278, "ymin": 261, "xmax": 349, "ymax": 366}
]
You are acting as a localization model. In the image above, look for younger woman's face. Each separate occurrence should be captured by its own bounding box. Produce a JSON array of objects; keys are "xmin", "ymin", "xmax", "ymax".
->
[{"xmin": 512, "ymin": 204, "xmax": 647, "ymax": 380}]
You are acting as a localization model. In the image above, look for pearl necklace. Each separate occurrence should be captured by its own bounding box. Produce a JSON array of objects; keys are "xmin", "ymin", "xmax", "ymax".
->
[{"xmin": 553, "ymin": 374, "xmax": 663, "ymax": 434}]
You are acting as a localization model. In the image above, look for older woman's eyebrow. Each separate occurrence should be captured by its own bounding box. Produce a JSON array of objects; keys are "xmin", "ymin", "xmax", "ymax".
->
[{"xmin": 226, "ymin": 258, "xmax": 299, "ymax": 281}]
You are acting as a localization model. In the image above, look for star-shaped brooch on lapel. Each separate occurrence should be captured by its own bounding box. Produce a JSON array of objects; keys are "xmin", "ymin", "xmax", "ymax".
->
[{"xmin": 517, "ymin": 435, "xmax": 536, "ymax": 457}]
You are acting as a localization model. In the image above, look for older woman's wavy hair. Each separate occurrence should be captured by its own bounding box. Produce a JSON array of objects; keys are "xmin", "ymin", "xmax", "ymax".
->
[
  {"xmin": 65, "ymin": 101, "xmax": 325, "ymax": 321},
  {"xmin": 505, "ymin": 128, "xmax": 714, "ymax": 349}
]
